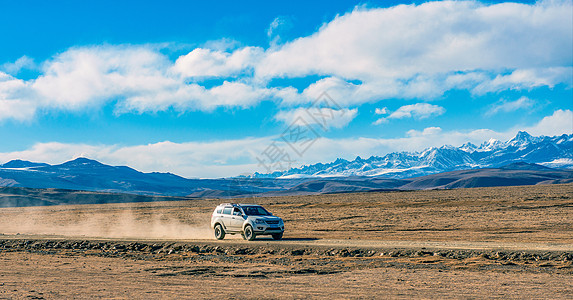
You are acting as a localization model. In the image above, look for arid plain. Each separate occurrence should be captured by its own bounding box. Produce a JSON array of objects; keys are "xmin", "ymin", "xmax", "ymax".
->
[{"xmin": 1, "ymin": 183, "xmax": 572, "ymax": 299}]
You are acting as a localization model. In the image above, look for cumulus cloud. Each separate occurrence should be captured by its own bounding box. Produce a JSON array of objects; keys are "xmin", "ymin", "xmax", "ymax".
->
[
  {"xmin": 521, "ymin": 109, "xmax": 573, "ymax": 136},
  {"xmin": 0, "ymin": 46, "xmax": 279, "ymax": 120},
  {"xmin": 258, "ymin": 1, "xmax": 572, "ymax": 78},
  {"xmin": 117, "ymin": 81, "xmax": 275, "ymax": 112},
  {"xmin": 172, "ymin": 47, "xmax": 263, "ymax": 78},
  {"xmin": 486, "ymin": 96, "xmax": 536, "ymax": 116},
  {"xmin": 388, "ymin": 103, "xmax": 445, "ymax": 120},
  {"xmin": 256, "ymin": 0, "xmax": 572, "ymax": 101},
  {"xmin": 373, "ymin": 103, "xmax": 445, "ymax": 125},
  {"xmin": 372, "ymin": 106, "xmax": 389, "ymax": 124},
  {"xmin": 473, "ymin": 67, "xmax": 573, "ymax": 94},
  {"xmin": 1, "ymin": 56, "xmax": 36, "ymax": 75},
  {"xmin": 31, "ymin": 46, "xmax": 174, "ymax": 110},
  {"xmin": 202, "ymin": 38, "xmax": 241, "ymax": 51},
  {"xmin": 0, "ymin": 72, "xmax": 36, "ymax": 121},
  {"xmin": 275, "ymin": 107, "xmax": 358, "ymax": 129},
  {"xmin": 0, "ymin": 1, "xmax": 571, "ymax": 121},
  {"xmin": 406, "ymin": 127, "xmax": 443, "ymax": 137},
  {"xmin": 0, "ymin": 99, "xmax": 36, "ymax": 121}
]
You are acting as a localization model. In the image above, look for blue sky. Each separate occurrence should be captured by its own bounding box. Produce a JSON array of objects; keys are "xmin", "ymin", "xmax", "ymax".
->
[{"xmin": 0, "ymin": 0, "xmax": 571, "ymax": 178}]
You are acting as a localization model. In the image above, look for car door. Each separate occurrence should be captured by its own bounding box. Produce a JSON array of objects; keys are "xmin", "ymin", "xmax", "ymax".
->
[
  {"xmin": 230, "ymin": 207, "xmax": 245, "ymax": 231},
  {"xmin": 222, "ymin": 206, "xmax": 233, "ymax": 228}
]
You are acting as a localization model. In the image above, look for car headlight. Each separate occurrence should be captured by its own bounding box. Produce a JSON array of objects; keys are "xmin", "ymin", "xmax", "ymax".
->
[{"xmin": 254, "ymin": 219, "xmax": 266, "ymax": 224}]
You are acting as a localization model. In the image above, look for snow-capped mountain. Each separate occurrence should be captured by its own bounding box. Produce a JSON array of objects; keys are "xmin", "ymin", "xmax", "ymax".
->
[{"xmin": 259, "ymin": 132, "xmax": 573, "ymax": 179}]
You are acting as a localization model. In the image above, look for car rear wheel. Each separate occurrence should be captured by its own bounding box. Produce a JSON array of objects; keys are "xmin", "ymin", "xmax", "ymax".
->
[
  {"xmin": 243, "ymin": 225, "xmax": 256, "ymax": 241},
  {"xmin": 272, "ymin": 233, "xmax": 283, "ymax": 240},
  {"xmin": 214, "ymin": 224, "xmax": 225, "ymax": 240}
]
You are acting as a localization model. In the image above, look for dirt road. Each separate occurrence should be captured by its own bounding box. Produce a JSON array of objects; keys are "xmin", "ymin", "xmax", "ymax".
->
[{"xmin": 216, "ymin": 238, "xmax": 573, "ymax": 252}]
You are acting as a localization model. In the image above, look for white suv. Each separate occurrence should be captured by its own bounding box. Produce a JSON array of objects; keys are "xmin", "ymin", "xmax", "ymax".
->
[{"xmin": 211, "ymin": 203, "xmax": 284, "ymax": 241}]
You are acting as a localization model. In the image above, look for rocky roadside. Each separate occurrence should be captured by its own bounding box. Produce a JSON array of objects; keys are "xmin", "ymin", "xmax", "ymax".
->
[{"xmin": 1, "ymin": 238, "xmax": 572, "ymax": 278}]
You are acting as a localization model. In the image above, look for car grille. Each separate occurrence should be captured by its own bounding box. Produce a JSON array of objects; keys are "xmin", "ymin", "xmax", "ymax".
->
[{"xmin": 266, "ymin": 220, "xmax": 280, "ymax": 225}]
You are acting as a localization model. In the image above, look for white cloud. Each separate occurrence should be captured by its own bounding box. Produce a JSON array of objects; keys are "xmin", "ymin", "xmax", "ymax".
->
[
  {"xmin": 473, "ymin": 67, "xmax": 573, "ymax": 94},
  {"xmin": 0, "ymin": 46, "xmax": 277, "ymax": 120},
  {"xmin": 202, "ymin": 38, "xmax": 241, "ymax": 51},
  {"xmin": 261, "ymin": 1, "xmax": 572, "ymax": 78},
  {"xmin": 373, "ymin": 103, "xmax": 445, "ymax": 125},
  {"xmin": 267, "ymin": 16, "xmax": 293, "ymax": 46},
  {"xmin": 372, "ymin": 118, "xmax": 388, "ymax": 125},
  {"xmin": 284, "ymin": 76, "xmax": 450, "ymax": 107},
  {"xmin": 0, "ymin": 99, "xmax": 36, "ymax": 121},
  {"xmin": 406, "ymin": 127, "xmax": 443, "ymax": 137},
  {"xmin": 0, "ymin": 1, "xmax": 571, "ymax": 121},
  {"xmin": 372, "ymin": 107, "xmax": 389, "ymax": 124},
  {"xmin": 172, "ymin": 47, "xmax": 262, "ymax": 78},
  {"xmin": 118, "ymin": 81, "xmax": 275, "ymax": 112},
  {"xmin": 0, "ymin": 72, "xmax": 36, "ymax": 121},
  {"xmin": 1, "ymin": 56, "xmax": 36, "ymax": 74},
  {"xmin": 267, "ymin": 17, "xmax": 285, "ymax": 38},
  {"xmin": 275, "ymin": 107, "xmax": 358, "ymax": 129},
  {"xmin": 257, "ymin": 1, "xmax": 572, "ymax": 98},
  {"xmin": 303, "ymin": 77, "xmax": 396, "ymax": 106},
  {"xmin": 31, "ymin": 45, "xmax": 175, "ymax": 110},
  {"xmin": 388, "ymin": 103, "xmax": 445, "ymax": 120},
  {"xmin": 486, "ymin": 96, "xmax": 536, "ymax": 116},
  {"xmin": 521, "ymin": 109, "xmax": 573, "ymax": 136}
]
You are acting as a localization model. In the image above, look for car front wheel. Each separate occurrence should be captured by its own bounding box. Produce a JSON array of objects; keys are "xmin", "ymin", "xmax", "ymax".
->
[
  {"xmin": 243, "ymin": 225, "xmax": 256, "ymax": 241},
  {"xmin": 214, "ymin": 224, "xmax": 225, "ymax": 240}
]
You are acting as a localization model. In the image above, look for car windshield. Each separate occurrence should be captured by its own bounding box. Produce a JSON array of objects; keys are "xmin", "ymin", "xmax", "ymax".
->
[{"xmin": 242, "ymin": 206, "xmax": 271, "ymax": 216}]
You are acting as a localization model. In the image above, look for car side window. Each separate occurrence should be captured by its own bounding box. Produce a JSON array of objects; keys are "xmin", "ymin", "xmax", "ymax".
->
[
  {"xmin": 223, "ymin": 207, "xmax": 232, "ymax": 215},
  {"xmin": 216, "ymin": 208, "xmax": 222, "ymax": 214},
  {"xmin": 232, "ymin": 207, "xmax": 242, "ymax": 216}
]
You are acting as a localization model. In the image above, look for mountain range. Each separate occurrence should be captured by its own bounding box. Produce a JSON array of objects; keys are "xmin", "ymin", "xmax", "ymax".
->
[
  {"xmin": 0, "ymin": 131, "xmax": 572, "ymax": 206},
  {"xmin": 256, "ymin": 131, "xmax": 573, "ymax": 179},
  {"xmin": 1, "ymin": 161, "xmax": 572, "ymax": 207},
  {"xmin": 0, "ymin": 157, "xmax": 232, "ymax": 196}
]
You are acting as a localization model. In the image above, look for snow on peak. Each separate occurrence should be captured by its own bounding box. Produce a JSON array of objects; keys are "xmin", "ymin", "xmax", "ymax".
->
[{"xmin": 255, "ymin": 131, "xmax": 572, "ymax": 179}]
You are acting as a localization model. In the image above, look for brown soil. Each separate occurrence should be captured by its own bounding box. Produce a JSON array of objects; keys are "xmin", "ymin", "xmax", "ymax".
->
[{"xmin": 1, "ymin": 183, "xmax": 572, "ymax": 299}]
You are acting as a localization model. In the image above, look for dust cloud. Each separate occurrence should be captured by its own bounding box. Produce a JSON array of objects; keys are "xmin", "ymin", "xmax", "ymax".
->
[{"xmin": 0, "ymin": 208, "xmax": 214, "ymax": 240}]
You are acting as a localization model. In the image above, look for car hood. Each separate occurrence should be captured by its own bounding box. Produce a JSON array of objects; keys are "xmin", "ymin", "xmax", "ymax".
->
[{"xmin": 247, "ymin": 216, "xmax": 282, "ymax": 221}]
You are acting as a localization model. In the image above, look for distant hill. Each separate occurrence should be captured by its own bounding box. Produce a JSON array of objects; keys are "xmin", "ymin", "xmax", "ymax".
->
[
  {"xmin": 261, "ymin": 163, "xmax": 572, "ymax": 194},
  {"xmin": 0, "ymin": 186, "xmax": 190, "ymax": 207},
  {"xmin": 398, "ymin": 165, "xmax": 573, "ymax": 190},
  {"xmin": 1, "ymin": 160, "xmax": 571, "ymax": 207}
]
